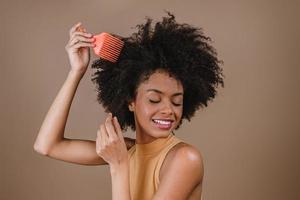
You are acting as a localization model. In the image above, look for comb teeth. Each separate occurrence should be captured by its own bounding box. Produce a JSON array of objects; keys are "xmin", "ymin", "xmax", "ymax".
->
[{"xmin": 93, "ymin": 32, "xmax": 124, "ymax": 63}]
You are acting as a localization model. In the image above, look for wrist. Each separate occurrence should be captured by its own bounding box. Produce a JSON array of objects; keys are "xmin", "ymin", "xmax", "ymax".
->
[
  {"xmin": 68, "ymin": 70, "xmax": 85, "ymax": 79},
  {"xmin": 110, "ymin": 161, "xmax": 129, "ymax": 175}
]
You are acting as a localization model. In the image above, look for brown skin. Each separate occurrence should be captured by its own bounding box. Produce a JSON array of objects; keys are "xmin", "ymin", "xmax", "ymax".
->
[
  {"xmin": 34, "ymin": 22, "xmax": 203, "ymax": 199},
  {"xmin": 128, "ymin": 70, "xmax": 184, "ymax": 144},
  {"xmin": 97, "ymin": 71, "xmax": 203, "ymax": 199},
  {"xmin": 128, "ymin": 71, "xmax": 203, "ymax": 199},
  {"xmin": 33, "ymin": 22, "xmax": 134, "ymax": 166}
]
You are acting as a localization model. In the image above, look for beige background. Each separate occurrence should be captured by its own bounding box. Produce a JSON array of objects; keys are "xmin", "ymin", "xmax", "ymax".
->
[{"xmin": 1, "ymin": 0, "xmax": 299, "ymax": 199}]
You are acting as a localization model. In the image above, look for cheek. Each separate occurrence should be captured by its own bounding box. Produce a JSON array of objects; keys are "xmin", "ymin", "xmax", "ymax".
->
[
  {"xmin": 136, "ymin": 101, "xmax": 156, "ymax": 119},
  {"xmin": 175, "ymin": 106, "xmax": 183, "ymax": 118},
  {"xmin": 142, "ymin": 104, "xmax": 158, "ymax": 118}
]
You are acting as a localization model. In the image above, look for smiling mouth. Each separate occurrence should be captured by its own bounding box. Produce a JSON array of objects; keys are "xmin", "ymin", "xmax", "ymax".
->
[{"xmin": 152, "ymin": 119, "xmax": 173, "ymax": 130}]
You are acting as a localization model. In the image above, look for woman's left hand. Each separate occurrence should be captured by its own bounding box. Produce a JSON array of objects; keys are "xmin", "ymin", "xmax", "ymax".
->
[{"xmin": 96, "ymin": 113, "xmax": 128, "ymax": 167}]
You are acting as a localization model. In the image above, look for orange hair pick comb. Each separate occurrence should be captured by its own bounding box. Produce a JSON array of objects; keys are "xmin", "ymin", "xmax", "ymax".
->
[{"xmin": 92, "ymin": 32, "xmax": 124, "ymax": 63}]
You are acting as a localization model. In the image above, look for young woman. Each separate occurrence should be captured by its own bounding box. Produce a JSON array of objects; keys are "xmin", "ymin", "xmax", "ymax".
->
[{"xmin": 34, "ymin": 12, "xmax": 224, "ymax": 200}]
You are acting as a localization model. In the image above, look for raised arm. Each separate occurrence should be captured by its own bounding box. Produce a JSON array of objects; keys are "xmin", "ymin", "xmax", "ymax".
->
[
  {"xmin": 33, "ymin": 69, "xmax": 107, "ymax": 165},
  {"xmin": 33, "ymin": 22, "xmax": 135, "ymax": 166}
]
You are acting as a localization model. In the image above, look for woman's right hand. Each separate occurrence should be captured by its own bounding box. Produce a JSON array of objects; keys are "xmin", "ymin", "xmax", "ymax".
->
[{"xmin": 65, "ymin": 22, "xmax": 95, "ymax": 75}]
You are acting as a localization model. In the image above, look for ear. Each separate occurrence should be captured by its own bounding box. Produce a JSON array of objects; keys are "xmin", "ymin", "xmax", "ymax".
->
[{"xmin": 128, "ymin": 101, "xmax": 135, "ymax": 112}]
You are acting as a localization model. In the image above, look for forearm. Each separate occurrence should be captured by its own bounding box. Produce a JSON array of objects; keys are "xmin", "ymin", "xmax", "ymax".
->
[
  {"xmin": 33, "ymin": 70, "xmax": 84, "ymax": 154},
  {"xmin": 110, "ymin": 162, "xmax": 131, "ymax": 200}
]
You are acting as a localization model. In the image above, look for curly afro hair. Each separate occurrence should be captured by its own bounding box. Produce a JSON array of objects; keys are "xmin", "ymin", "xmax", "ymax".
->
[{"xmin": 91, "ymin": 11, "xmax": 224, "ymax": 132}]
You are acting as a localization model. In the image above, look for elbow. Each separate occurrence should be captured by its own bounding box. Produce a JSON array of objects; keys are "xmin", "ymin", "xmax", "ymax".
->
[{"xmin": 33, "ymin": 143, "xmax": 49, "ymax": 156}]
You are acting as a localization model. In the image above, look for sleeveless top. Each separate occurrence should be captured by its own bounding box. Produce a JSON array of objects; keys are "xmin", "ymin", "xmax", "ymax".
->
[{"xmin": 128, "ymin": 133, "xmax": 202, "ymax": 200}]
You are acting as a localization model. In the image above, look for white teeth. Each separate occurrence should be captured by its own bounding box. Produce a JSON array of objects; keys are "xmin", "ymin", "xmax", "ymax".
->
[{"xmin": 153, "ymin": 120, "xmax": 171, "ymax": 125}]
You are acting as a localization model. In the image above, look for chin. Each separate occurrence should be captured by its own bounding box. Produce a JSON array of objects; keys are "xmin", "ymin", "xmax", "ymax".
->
[{"xmin": 148, "ymin": 121, "xmax": 176, "ymax": 137}]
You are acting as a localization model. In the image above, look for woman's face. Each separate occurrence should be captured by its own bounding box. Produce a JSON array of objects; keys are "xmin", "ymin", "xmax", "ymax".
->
[{"xmin": 128, "ymin": 70, "xmax": 183, "ymax": 143}]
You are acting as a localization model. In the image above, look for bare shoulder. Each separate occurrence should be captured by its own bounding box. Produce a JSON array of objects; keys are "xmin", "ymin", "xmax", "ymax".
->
[
  {"xmin": 175, "ymin": 142, "xmax": 203, "ymax": 161},
  {"xmin": 160, "ymin": 142, "xmax": 204, "ymax": 182},
  {"xmin": 159, "ymin": 142, "xmax": 203, "ymax": 179},
  {"xmin": 154, "ymin": 142, "xmax": 204, "ymax": 200}
]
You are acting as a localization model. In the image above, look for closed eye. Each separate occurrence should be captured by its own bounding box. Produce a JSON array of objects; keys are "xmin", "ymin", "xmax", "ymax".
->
[
  {"xmin": 149, "ymin": 99, "xmax": 182, "ymax": 106},
  {"xmin": 149, "ymin": 99, "xmax": 160, "ymax": 103}
]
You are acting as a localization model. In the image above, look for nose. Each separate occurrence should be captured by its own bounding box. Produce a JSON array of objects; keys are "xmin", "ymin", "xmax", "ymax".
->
[{"xmin": 160, "ymin": 101, "xmax": 174, "ymax": 116}]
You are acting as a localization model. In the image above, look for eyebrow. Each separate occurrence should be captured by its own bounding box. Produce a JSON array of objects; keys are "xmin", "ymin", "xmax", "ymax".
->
[{"xmin": 146, "ymin": 89, "xmax": 183, "ymax": 96}]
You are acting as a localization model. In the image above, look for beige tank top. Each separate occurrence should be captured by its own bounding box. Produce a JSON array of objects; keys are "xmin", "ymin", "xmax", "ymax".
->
[{"xmin": 128, "ymin": 133, "xmax": 203, "ymax": 200}]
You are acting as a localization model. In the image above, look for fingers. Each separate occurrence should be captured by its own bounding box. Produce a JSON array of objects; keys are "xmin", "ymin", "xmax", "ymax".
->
[
  {"xmin": 73, "ymin": 31, "xmax": 93, "ymax": 38},
  {"xmin": 69, "ymin": 22, "xmax": 93, "ymax": 40},
  {"xmin": 77, "ymin": 26, "xmax": 85, "ymax": 33},
  {"xmin": 113, "ymin": 116, "xmax": 123, "ymax": 139},
  {"xmin": 69, "ymin": 22, "xmax": 82, "ymax": 37},
  {"xmin": 96, "ymin": 124, "xmax": 108, "ymax": 157},
  {"xmin": 96, "ymin": 129, "xmax": 101, "ymax": 154},
  {"xmin": 105, "ymin": 113, "xmax": 119, "ymax": 141},
  {"xmin": 100, "ymin": 124, "xmax": 108, "ymax": 148},
  {"xmin": 71, "ymin": 42, "xmax": 95, "ymax": 50},
  {"xmin": 66, "ymin": 22, "xmax": 95, "ymax": 50},
  {"xmin": 96, "ymin": 113, "xmax": 123, "ymax": 155},
  {"xmin": 68, "ymin": 32, "xmax": 94, "ymax": 46},
  {"xmin": 69, "ymin": 36, "xmax": 94, "ymax": 46}
]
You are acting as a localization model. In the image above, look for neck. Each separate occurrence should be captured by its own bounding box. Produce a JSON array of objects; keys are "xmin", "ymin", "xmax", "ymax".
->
[
  {"xmin": 134, "ymin": 124, "xmax": 173, "ymax": 144},
  {"xmin": 135, "ymin": 125, "xmax": 157, "ymax": 144}
]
